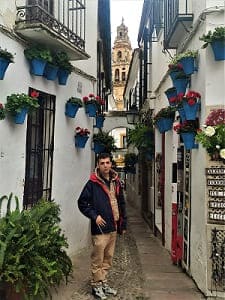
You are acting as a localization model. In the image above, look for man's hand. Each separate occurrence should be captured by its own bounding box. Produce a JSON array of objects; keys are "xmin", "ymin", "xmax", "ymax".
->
[{"xmin": 96, "ymin": 215, "xmax": 106, "ymax": 227}]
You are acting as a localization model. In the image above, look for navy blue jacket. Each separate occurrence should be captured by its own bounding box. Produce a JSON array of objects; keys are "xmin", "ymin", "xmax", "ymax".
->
[{"xmin": 78, "ymin": 169, "xmax": 127, "ymax": 235}]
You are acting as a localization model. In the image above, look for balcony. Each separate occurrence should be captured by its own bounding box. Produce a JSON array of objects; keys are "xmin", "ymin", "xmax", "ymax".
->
[
  {"xmin": 164, "ymin": 0, "xmax": 193, "ymax": 49},
  {"xmin": 14, "ymin": 0, "xmax": 89, "ymax": 60}
]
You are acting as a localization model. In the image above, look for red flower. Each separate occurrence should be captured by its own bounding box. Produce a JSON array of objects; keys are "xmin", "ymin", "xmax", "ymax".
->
[
  {"xmin": 83, "ymin": 96, "xmax": 89, "ymax": 103},
  {"xmin": 75, "ymin": 127, "xmax": 90, "ymax": 136},
  {"xmin": 187, "ymin": 98, "xmax": 196, "ymax": 106},
  {"xmin": 30, "ymin": 90, "xmax": 39, "ymax": 98},
  {"xmin": 0, "ymin": 103, "xmax": 3, "ymax": 109},
  {"xmin": 88, "ymin": 93, "xmax": 95, "ymax": 98},
  {"xmin": 95, "ymin": 96, "xmax": 101, "ymax": 101}
]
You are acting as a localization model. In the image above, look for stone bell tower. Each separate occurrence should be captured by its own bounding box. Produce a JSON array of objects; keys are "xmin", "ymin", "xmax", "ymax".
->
[{"xmin": 112, "ymin": 18, "xmax": 132, "ymax": 110}]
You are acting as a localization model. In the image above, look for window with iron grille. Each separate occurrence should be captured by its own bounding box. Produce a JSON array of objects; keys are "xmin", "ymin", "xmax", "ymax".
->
[{"xmin": 23, "ymin": 90, "xmax": 55, "ymax": 208}]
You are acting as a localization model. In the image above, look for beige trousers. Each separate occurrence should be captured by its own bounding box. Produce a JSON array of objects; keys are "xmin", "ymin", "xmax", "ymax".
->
[{"xmin": 91, "ymin": 231, "xmax": 117, "ymax": 286}]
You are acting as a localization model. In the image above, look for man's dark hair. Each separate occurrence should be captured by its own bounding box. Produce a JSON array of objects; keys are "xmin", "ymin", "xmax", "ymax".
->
[{"xmin": 97, "ymin": 153, "xmax": 112, "ymax": 163}]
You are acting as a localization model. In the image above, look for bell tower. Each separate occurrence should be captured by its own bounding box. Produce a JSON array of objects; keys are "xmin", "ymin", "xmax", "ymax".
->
[{"xmin": 112, "ymin": 18, "xmax": 132, "ymax": 110}]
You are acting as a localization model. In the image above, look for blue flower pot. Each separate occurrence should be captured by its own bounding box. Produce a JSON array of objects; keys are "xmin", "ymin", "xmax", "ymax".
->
[
  {"xmin": 94, "ymin": 115, "xmax": 105, "ymax": 128},
  {"xmin": 13, "ymin": 108, "xmax": 28, "ymax": 124},
  {"xmin": 93, "ymin": 142, "xmax": 105, "ymax": 154},
  {"xmin": 179, "ymin": 57, "xmax": 195, "ymax": 75},
  {"xmin": 86, "ymin": 103, "xmax": 97, "ymax": 117},
  {"xmin": 0, "ymin": 58, "xmax": 10, "ymax": 80},
  {"xmin": 169, "ymin": 71, "xmax": 180, "ymax": 82},
  {"xmin": 75, "ymin": 135, "xmax": 89, "ymax": 148},
  {"xmin": 29, "ymin": 58, "xmax": 47, "ymax": 76},
  {"xmin": 173, "ymin": 78, "xmax": 189, "ymax": 94},
  {"xmin": 65, "ymin": 103, "xmax": 79, "ymax": 118},
  {"xmin": 44, "ymin": 63, "xmax": 59, "ymax": 80},
  {"xmin": 165, "ymin": 88, "xmax": 177, "ymax": 100},
  {"xmin": 156, "ymin": 118, "xmax": 174, "ymax": 133},
  {"xmin": 182, "ymin": 102, "xmax": 199, "ymax": 120},
  {"xmin": 211, "ymin": 40, "xmax": 225, "ymax": 61},
  {"xmin": 181, "ymin": 132, "xmax": 197, "ymax": 150},
  {"xmin": 178, "ymin": 107, "xmax": 186, "ymax": 122},
  {"xmin": 58, "ymin": 69, "xmax": 70, "ymax": 85}
]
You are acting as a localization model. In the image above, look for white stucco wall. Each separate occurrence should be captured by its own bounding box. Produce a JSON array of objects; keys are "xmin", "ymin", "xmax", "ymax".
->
[{"xmin": 0, "ymin": 1, "xmax": 99, "ymax": 255}]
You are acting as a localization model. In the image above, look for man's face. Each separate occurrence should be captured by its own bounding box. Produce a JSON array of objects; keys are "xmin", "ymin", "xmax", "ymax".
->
[{"xmin": 98, "ymin": 157, "xmax": 112, "ymax": 177}]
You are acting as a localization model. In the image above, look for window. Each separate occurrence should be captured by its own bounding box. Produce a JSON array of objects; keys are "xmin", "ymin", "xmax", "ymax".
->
[
  {"xmin": 117, "ymin": 51, "xmax": 122, "ymax": 60},
  {"xmin": 115, "ymin": 69, "xmax": 120, "ymax": 81},
  {"xmin": 122, "ymin": 72, "xmax": 126, "ymax": 81}
]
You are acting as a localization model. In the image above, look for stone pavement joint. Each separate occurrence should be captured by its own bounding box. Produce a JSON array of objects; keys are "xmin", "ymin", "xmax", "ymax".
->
[{"xmin": 51, "ymin": 202, "xmax": 206, "ymax": 300}]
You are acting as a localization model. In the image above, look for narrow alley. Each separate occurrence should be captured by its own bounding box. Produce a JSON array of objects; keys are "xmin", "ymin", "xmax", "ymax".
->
[{"xmin": 52, "ymin": 202, "xmax": 205, "ymax": 300}]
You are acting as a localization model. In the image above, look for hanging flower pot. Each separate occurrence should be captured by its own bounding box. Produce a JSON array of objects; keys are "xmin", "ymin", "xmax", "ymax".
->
[
  {"xmin": 13, "ymin": 108, "xmax": 28, "ymax": 124},
  {"xmin": 177, "ymin": 107, "xmax": 186, "ymax": 122},
  {"xmin": 181, "ymin": 132, "xmax": 196, "ymax": 150},
  {"xmin": 94, "ymin": 115, "xmax": 105, "ymax": 128},
  {"xmin": 93, "ymin": 141, "xmax": 105, "ymax": 153},
  {"xmin": 58, "ymin": 68, "xmax": 70, "ymax": 85},
  {"xmin": 65, "ymin": 103, "xmax": 80, "ymax": 118},
  {"xmin": 0, "ymin": 58, "xmax": 10, "ymax": 80},
  {"xmin": 182, "ymin": 101, "xmax": 199, "ymax": 120},
  {"xmin": 164, "ymin": 87, "xmax": 177, "ymax": 106},
  {"xmin": 29, "ymin": 58, "xmax": 47, "ymax": 76},
  {"xmin": 179, "ymin": 56, "xmax": 195, "ymax": 75},
  {"xmin": 155, "ymin": 118, "xmax": 174, "ymax": 133},
  {"xmin": 173, "ymin": 77, "xmax": 189, "ymax": 94},
  {"xmin": 44, "ymin": 63, "xmax": 59, "ymax": 80},
  {"xmin": 86, "ymin": 103, "xmax": 97, "ymax": 117},
  {"xmin": 211, "ymin": 40, "xmax": 225, "ymax": 61},
  {"xmin": 74, "ymin": 135, "xmax": 89, "ymax": 148}
]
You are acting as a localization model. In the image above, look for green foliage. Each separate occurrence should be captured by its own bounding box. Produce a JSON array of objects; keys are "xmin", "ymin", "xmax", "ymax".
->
[
  {"xmin": 53, "ymin": 51, "xmax": 73, "ymax": 73},
  {"xmin": 199, "ymin": 26, "xmax": 225, "ymax": 48},
  {"xmin": 176, "ymin": 50, "xmax": 198, "ymax": 60},
  {"xmin": 124, "ymin": 153, "xmax": 138, "ymax": 167},
  {"xmin": 0, "ymin": 194, "xmax": 73, "ymax": 299},
  {"xmin": 0, "ymin": 47, "xmax": 14, "ymax": 63},
  {"xmin": 196, "ymin": 124, "xmax": 225, "ymax": 159},
  {"xmin": 127, "ymin": 123, "xmax": 154, "ymax": 154},
  {"xmin": 93, "ymin": 131, "xmax": 117, "ymax": 153},
  {"xmin": 67, "ymin": 97, "xmax": 83, "ymax": 107},
  {"xmin": 5, "ymin": 93, "xmax": 40, "ymax": 116},
  {"xmin": 154, "ymin": 106, "xmax": 176, "ymax": 122},
  {"xmin": 24, "ymin": 45, "xmax": 52, "ymax": 63}
]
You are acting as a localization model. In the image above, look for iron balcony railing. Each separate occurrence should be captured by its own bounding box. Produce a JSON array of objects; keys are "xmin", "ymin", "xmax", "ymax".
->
[
  {"xmin": 164, "ymin": 0, "xmax": 193, "ymax": 48},
  {"xmin": 16, "ymin": 0, "xmax": 86, "ymax": 51}
]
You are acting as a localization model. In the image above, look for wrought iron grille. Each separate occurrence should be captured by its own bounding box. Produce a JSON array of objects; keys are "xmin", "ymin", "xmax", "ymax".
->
[
  {"xmin": 23, "ymin": 90, "xmax": 55, "ymax": 208},
  {"xmin": 16, "ymin": 0, "xmax": 86, "ymax": 51}
]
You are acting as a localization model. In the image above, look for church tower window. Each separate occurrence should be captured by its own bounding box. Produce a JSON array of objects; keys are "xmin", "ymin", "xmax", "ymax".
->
[{"xmin": 115, "ymin": 69, "xmax": 120, "ymax": 81}]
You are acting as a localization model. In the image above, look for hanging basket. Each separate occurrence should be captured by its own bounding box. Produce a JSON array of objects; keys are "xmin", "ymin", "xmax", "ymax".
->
[
  {"xmin": 65, "ymin": 103, "xmax": 80, "ymax": 118},
  {"xmin": 93, "ymin": 142, "xmax": 105, "ymax": 154},
  {"xmin": 86, "ymin": 103, "xmax": 97, "ymax": 117},
  {"xmin": 211, "ymin": 40, "xmax": 225, "ymax": 61},
  {"xmin": 58, "ymin": 69, "xmax": 70, "ymax": 85},
  {"xmin": 0, "ymin": 58, "xmax": 10, "ymax": 80},
  {"xmin": 173, "ymin": 78, "xmax": 189, "ymax": 94},
  {"xmin": 182, "ymin": 102, "xmax": 199, "ymax": 120},
  {"xmin": 155, "ymin": 118, "xmax": 174, "ymax": 133},
  {"xmin": 94, "ymin": 115, "xmax": 105, "ymax": 128},
  {"xmin": 179, "ymin": 57, "xmax": 195, "ymax": 76},
  {"xmin": 13, "ymin": 108, "xmax": 28, "ymax": 124},
  {"xmin": 44, "ymin": 63, "xmax": 59, "ymax": 80},
  {"xmin": 169, "ymin": 71, "xmax": 180, "ymax": 82},
  {"xmin": 165, "ymin": 88, "xmax": 177, "ymax": 106},
  {"xmin": 180, "ymin": 132, "xmax": 197, "ymax": 150},
  {"xmin": 74, "ymin": 135, "xmax": 89, "ymax": 148},
  {"xmin": 29, "ymin": 58, "xmax": 47, "ymax": 76},
  {"xmin": 177, "ymin": 107, "xmax": 186, "ymax": 122}
]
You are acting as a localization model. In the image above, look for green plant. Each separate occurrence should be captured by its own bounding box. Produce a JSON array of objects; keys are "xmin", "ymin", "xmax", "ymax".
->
[
  {"xmin": 124, "ymin": 153, "xmax": 138, "ymax": 166},
  {"xmin": 5, "ymin": 91, "xmax": 40, "ymax": 116},
  {"xmin": 67, "ymin": 97, "xmax": 83, "ymax": 107},
  {"xmin": 53, "ymin": 51, "xmax": 73, "ymax": 73},
  {"xmin": 93, "ymin": 131, "xmax": 117, "ymax": 153},
  {"xmin": 127, "ymin": 123, "xmax": 154, "ymax": 153},
  {"xmin": 177, "ymin": 50, "xmax": 198, "ymax": 60},
  {"xmin": 0, "ymin": 194, "xmax": 73, "ymax": 299},
  {"xmin": 24, "ymin": 45, "xmax": 52, "ymax": 62},
  {"xmin": 199, "ymin": 26, "xmax": 225, "ymax": 48},
  {"xmin": 0, "ymin": 48, "xmax": 14, "ymax": 63},
  {"xmin": 174, "ymin": 120, "xmax": 199, "ymax": 134},
  {"xmin": 154, "ymin": 106, "xmax": 176, "ymax": 122},
  {"xmin": 0, "ymin": 103, "xmax": 5, "ymax": 120}
]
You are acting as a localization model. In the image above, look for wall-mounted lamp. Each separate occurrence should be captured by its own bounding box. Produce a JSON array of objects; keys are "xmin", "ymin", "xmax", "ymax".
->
[{"xmin": 126, "ymin": 104, "xmax": 139, "ymax": 125}]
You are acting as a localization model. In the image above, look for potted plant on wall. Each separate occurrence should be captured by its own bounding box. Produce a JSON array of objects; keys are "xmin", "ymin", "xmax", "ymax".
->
[
  {"xmin": 54, "ymin": 51, "xmax": 73, "ymax": 85},
  {"xmin": 154, "ymin": 106, "xmax": 176, "ymax": 133},
  {"xmin": 0, "ymin": 194, "xmax": 73, "ymax": 300},
  {"xmin": 0, "ymin": 47, "xmax": 14, "ymax": 80},
  {"xmin": 176, "ymin": 50, "xmax": 198, "ymax": 75},
  {"xmin": 5, "ymin": 90, "xmax": 40, "ymax": 124},
  {"xmin": 83, "ymin": 94, "xmax": 104, "ymax": 117},
  {"xmin": 181, "ymin": 90, "xmax": 201, "ymax": 120},
  {"xmin": 199, "ymin": 26, "xmax": 225, "ymax": 61},
  {"xmin": 92, "ymin": 131, "xmax": 117, "ymax": 154},
  {"xmin": 0, "ymin": 103, "xmax": 5, "ymax": 120},
  {"xmin": 65, "ymin": 97, "xmax": 83, "ymax": 118},
  {"xmin": 174, "ymin": 120, "xmax": 199, "ymax": 150},
  {"xmin": 196, "ymin": 109, "xmax": 225, "ymax": 161},
  {"xmin": 74, "ymin": 127, "xmax": 90, "ymax": 148},
  {"xmin": 24, "ymin": 45, "xmax": 52, "ymax": 76}
]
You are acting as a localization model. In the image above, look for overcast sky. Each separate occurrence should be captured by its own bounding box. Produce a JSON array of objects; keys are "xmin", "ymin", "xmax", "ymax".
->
[{"xmin": 110, "ymin": 0, "xmax": 144, "ymax": 49}]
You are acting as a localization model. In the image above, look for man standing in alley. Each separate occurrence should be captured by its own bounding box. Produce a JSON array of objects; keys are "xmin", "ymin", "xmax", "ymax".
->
[{"xmin": 78, "ymin": 152, "xmax": 127, "ymax": 299}]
